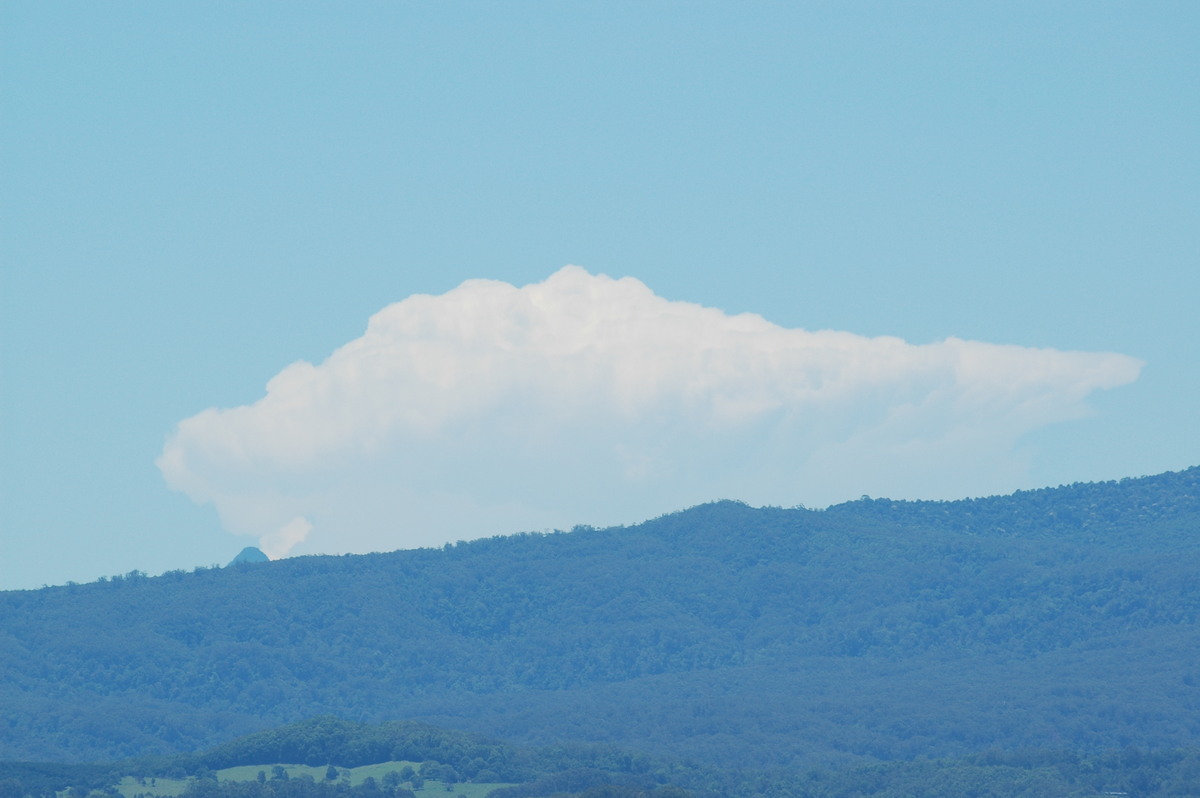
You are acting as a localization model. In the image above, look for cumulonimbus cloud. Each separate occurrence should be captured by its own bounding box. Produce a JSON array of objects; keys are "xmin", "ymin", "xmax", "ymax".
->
[{"xmin": 158, "ymin": 266, "xmax": 1143, "ymax": 558}]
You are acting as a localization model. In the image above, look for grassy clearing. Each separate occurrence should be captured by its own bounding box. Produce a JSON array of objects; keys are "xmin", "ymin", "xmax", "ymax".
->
[
  {"xmin": 218, "ymin": 762, "xmax": 426, "ymax": 787},
  {"xmin": 216, "ymin": 765, "xmax": 334, "ymax": 784},
  {"xmin": 114, "ymin": 776, "xmax": 190, "ymax": 798},
  {"xmin": 404, "ymin": 783, "xmax": 504, "ymax": 798},
  {"xmin": 339, "ymin": 761, "xmax": 420, "ymax": 785}
]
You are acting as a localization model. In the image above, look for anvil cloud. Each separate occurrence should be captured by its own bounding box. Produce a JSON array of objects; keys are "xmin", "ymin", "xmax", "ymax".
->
[{"xmin": 159, "ymin": 267, "xmax": 1143, "ymax": 558}]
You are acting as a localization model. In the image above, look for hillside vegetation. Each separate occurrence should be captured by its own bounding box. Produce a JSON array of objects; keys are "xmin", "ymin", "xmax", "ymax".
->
[{"xmin": 1, "ymin": 467, "xmax": 1198, "ymax": 771}]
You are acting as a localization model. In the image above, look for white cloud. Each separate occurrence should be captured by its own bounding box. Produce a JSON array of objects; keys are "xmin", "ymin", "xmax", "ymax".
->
[
  {"xmin": 158, "ymin": 266, "xmax": 1143, "ymax": 557},
  {"xmin": 260, "ymin": 516, "xmax": 312, "ymax": 560}
]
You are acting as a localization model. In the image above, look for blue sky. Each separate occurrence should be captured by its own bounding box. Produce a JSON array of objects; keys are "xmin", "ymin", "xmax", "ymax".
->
[{"xmin": 2, "ymin": 2, "xmax": 1197, "ymax": 589}]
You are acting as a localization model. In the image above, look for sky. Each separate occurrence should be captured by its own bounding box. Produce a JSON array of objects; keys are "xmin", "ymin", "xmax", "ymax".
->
[{"xmin": 2, "ymin": 2, "xmax": 1197, "ymax": 589}]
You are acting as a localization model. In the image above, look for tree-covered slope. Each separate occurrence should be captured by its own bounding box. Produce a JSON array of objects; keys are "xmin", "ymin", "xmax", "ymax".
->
[
  {"xmin": 1, "ymin": 467, "xmax": 1198, "ymax": 766},
  {"xmin": 9, "ymin": 710, "xmax": 1200, "ymax": 798}
]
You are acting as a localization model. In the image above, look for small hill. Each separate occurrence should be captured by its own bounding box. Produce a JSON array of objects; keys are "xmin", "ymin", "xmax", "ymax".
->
[{"xmin": 227, "ymin": 547, "xmax": 270, "ymax": 567}]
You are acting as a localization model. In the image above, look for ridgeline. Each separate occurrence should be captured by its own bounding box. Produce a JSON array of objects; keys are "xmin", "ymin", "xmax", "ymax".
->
[{"xmin": 2, "ymin": 468, "xmax": 1198, "ymax": 781}]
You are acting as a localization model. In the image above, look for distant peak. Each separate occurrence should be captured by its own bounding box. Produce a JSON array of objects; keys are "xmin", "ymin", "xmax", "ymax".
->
[{"xmin": 227, "ymin": 546, "xmax": 270, "ymax": 566}]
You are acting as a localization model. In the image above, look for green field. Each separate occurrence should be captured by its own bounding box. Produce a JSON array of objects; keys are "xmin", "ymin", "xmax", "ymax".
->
[
  {"xmin": 115, "ymin": 776, "xmax": 190, "ymax": 798},
  {"xmin": 114, "ymin": 763, "xmax": 512, "ymax": 798}
]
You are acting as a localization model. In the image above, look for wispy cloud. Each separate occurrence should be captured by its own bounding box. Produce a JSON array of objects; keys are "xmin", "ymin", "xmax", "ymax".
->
[{"xmin": 158, "ymin": 267, "xmax": 1142, "ymax": 558}]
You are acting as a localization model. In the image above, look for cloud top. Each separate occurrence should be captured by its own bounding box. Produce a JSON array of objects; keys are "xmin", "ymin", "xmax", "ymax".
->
[{"xmin": 159, "ymin": 266, "xmax": 1142, "ymax": 558}]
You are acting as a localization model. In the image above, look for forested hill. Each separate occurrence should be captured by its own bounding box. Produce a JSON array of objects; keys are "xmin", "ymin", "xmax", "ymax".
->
[{"xmin": 2, "ymin": 467, "xmax": 1199, "ymax": 769}]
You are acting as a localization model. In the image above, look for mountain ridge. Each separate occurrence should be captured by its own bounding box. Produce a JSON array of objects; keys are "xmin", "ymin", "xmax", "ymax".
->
[{"xmin": 2, "ymin": 466, "xmax": 1198, "ymax": 768}]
